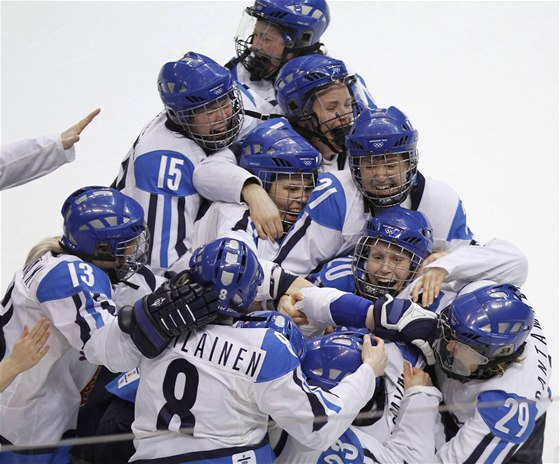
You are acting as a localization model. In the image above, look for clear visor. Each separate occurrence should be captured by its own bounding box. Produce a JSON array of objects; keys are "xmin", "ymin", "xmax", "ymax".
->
[{"xmin": 434, "ymin": 316, "xmax": 489, "ymax": 377}]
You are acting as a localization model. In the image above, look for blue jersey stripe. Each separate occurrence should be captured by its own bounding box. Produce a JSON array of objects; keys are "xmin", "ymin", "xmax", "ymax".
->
[{"xmin": 160, "ymin": 195, "xmax": 173, "ymax": 268}]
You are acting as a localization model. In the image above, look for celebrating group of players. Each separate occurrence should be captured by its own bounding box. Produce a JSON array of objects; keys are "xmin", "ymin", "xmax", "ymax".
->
[{"xmin": 0, "ymin": 0, "xmax": 552, "ymax": 463}]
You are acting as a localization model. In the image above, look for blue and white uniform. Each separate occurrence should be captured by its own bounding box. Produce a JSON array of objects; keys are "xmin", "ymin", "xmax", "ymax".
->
[
  {"xmin": 274, "ymin": 170, "xmax": 474, "ymax": 277},
  {"xmin": 434, "ymin": 317, "xmax": 551, "ymax": 463},
  {"xmin": 276, "ymin": 382, "xmax": 442, "ymax": 464},
  {"xmin": 231, "ymin": 64, "xmax": 280, "ymax": 113},
  {"xmin": 113, "ymin": 87, "xmax": 266, "ymax": 276},
  {"xmin": 0, "ymin": 251, "xmax": 160, "ymax": 453},
  {"xmin": 97, "ymin": 323, "xmax": 376, "ymax": 463},
  {"xmin": 192, "ymin": 202, "xmax": 286, "ymax": 302}
]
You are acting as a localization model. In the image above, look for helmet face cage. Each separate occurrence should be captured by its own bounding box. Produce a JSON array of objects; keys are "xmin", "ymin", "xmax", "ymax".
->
[
  {"xmin": 189, "ymin": 238, "xmax": 264, "ymax": 316},
  {"xmin": 61, "ymin": 187, "xmax": 148, "ymax": 282},
  {"xmin": 353, "ymin": 236, "xmax": 421, "ymax": 300},
  {"xmin": 236, "ymin": 310, "xmax": 307, "ymax": 360},
  {"xmin": 234, "ymin": 0, "xmax": 329, "ymax": 79},
  {"xmin": 304, "ymin": 77, "xmax": 363, "ymax": 151},
  {"xmin": 349, "ymin": 150, "xmax": 418, "ymax": 208},
  {"xmin": 110, "ymin": 229, "xmax": 150, "ymax": 281},
  {"xmin": 173, "ymin": 86, "xmax": 245, "ymax": 152},
  {"xmin": 262, "ymin": 171, "xmax": 316, "ymax": 233}
]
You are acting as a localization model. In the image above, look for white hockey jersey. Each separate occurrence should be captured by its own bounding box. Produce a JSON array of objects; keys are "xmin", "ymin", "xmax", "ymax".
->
[
  {"xmin": 434, "ymin": 317, "xmax": 552, "ymax": 463},
  {"xmin": 274, "ymin": 170, "xmax": 474, "ymax": 277},
  {"xmin": 106, "ymin": 324, "xmax": 378, "ymax": 463},
  {"xmin": 276, "ymin": 384, "xmax": 442, "ymax": 464},
  {"xmin": 112, "ymin": 85, "xmax": 267, "ymax": 275},
  {"xmin": 0, "ymin": 134, "xmax": 75, "ymax": 190},
  {"xmin": 0, "ymin": 252, "xmax": 160, "ymax": 448}
]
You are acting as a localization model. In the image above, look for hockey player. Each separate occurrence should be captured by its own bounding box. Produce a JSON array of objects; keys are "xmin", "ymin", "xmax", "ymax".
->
[
  {"xmin": 1, "ymin": 108, "xmax": 100, "ymax": 190},
  {"xmin": 273, "ymin": 106, "xmax": 475, "ymax": 278},
  {"xmin": 274, "ymin": 54, "xmax": 376, "ymax": 171},
  {"xmin": 110, "ymin": 237, "xmax": 389, "ymax": 463},
  {"xmin": 112, "ymin": 51, "xmax": 282, "ymax": 274},
  {"xmin": 192, "ymin": 118, "xmax": 321, "ymax": 306},
  {"xmin": 0, "ymin": 186, "xmax": 218, "ymax": 463},
  {"xmin": 228, "ymin": 0, "xmax": 331, "ymax": 112},
  {"xmin": 310, "ymin": 206, "xmax": 434, "ymax": 297},
  {"xmin": 276, "ymin": 329, "xmax": 443, "ymax": 463},
  {"xmin": 431, "ymin": 282, "xmax": 551, "ymax": 463}
]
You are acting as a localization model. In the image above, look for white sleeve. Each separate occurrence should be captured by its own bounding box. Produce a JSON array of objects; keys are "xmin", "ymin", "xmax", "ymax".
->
[
  {"xmin": 425, "ymin": 238, "xmax": 528, "ymax": 290},
  {"xmin": 83, "ymin": 318, "xmax": 143, "ymax": 373},
  {"xmin": 382, "ymin": 385, "xmax": 442, "ymax": 463},
  {"xmin": 0, "ymin": 134, "xmax": 75, "ymax": 190},
  {"xmin": 192, "ymin": 148, "xmax": 260, "ymax": 203},
  {"xmin": 255, "ymin": 364, "xmax": 376, "ymax": 451}
]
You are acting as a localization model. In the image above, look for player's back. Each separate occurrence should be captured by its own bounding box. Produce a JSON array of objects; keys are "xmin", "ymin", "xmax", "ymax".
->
[{"xmin": 130, "ymin": 324, "xmax": 295, "ymax": 462}]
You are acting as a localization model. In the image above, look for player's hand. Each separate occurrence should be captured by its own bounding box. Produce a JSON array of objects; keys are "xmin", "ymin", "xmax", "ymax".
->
[
  {"xmin": 242, "ymin": 183, "xmax": 284, "ymax": 241},
  {"xmin": 361, "ymin": 335, "xmax": 387, "ymax": 378},
  {"xmin": 278, "ymin": 292, "xmax": 308, "ymax": 325},
  {"xmin": 9, "ymin": 318, "xmax": 50, "ymax": 372},
  {"xmin": 403, "ymin": 361, "xmax": 433, "ymax": 389},
  {"xmin": 61, "ymin": 108, "xmax": 101, "ymax": 150},
  {"xmin": 418, "ymin": 251, "xmax": 447, "ymax": 273},
  {"xmin": 411, "ymin": 267, "xmax": 448, "ymax": 307},
  {"xmin": 373, "ymin": 295, "xmax": 437, "ymax": 364}
]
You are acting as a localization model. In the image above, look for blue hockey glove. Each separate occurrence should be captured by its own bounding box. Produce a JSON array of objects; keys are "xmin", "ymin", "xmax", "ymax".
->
[
  {"xmin": 119, "ymin": 279, "xmax": 218, "ymax": 358},
  {"xmin": 373, "ymin": 295, "xmax": 437, "ymax": 365}
]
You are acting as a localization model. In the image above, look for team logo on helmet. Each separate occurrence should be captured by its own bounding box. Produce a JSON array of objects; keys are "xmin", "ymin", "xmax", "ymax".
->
[
  {"xmin": 210, "ymin": 84, "xmax": 226, "ymax": 95},
  {"xmin": 381, "ymin": 225, "xmax": 401, "ymax": 238}
]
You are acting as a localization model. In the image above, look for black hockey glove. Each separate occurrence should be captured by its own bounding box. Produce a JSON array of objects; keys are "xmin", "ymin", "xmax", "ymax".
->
[
  {"xmin": 119, "ymin": 278, "xmax": 218, "ymax": 358},
  {"xmin": 373, "ymin": 295, "xmax": 438, "ymax": 365}
]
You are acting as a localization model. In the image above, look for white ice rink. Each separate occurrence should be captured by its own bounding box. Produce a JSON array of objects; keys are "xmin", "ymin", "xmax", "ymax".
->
[{"xmin": 1, "ymin": 1, "xmax": 558, "ymax": 461}]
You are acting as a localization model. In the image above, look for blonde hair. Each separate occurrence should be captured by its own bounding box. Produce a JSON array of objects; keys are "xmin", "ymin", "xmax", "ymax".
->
[{"xmin": 25, "ymin": 236, "xmax": 64, "ymax": 266}]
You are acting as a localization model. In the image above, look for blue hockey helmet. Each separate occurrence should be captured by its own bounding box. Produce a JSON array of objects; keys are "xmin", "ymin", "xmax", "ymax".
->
[
  {"xmin": 239, "ymin": 118, "xmax": 321, "ymax": 232},
  {"xmin": 236, "ymin": 310, "xmax": 307, "ymax": 360},
  {"xmin": 353, "ymin": 206, "xmax": 433, "ymax": 300},
  {"xmin": 234, "ymin": 0, "xmax": 330, "ymax": 79},
  {"xmin": 60, "ymin": 186, "xmax": 149, "ymax": 281},
  {"xmin": 302, "ymin": 328, "xmax": 375, "ymax": 390},
  {"xmin": 158, "ymin": 52, "xmax": 244, "ymax": 151},
  {"xmin": 189, "ymin": 238, "xmax": 264, "ymax": 317},
  {"xmin": 275, "ymin": 54, "xmax": 371, "ymax": 151},
  {"xmin": 346, "ymin": 107, "xmax": 419, "ymax": 208},
  {"xmin": 434, "ymin": 282, "xmax": 534, "ymax": 382}
]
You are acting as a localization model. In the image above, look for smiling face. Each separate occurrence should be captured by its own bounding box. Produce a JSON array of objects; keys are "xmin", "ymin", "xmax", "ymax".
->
[
  {"xmin": 365, "ymin": 240, "xmax": 413, "ymax": 294},
  {"xmin": 267, "ymin": 173, "xmax": 315, "ymax": 232},
  {"xmin": 358, "ymin": 153, "xmax": 409, "ymax": 199}
]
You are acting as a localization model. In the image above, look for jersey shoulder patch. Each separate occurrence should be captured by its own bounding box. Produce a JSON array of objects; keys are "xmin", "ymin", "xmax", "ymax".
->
[
  {"xmin": 256, "ymin": 329, "xmax": 300, "ymax": 383},
  {"xmin": 306, "ymin": 173, "xmax": 347, "ymax": 231},
  {"xmin": 37, "ymin": 260, "xmax": 112, "ymax": 303},
  {"xmin": 134, "ymin": 149, "xmax": 197, "ymax": 196},
  {"xmin": 477, "ymin": 390, "xmax": 537, "ymax": 443}
]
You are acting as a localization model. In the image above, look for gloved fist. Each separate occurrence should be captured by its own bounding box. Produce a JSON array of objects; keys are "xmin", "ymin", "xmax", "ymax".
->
[
  {"xmin": 119, "ymin": 278, "xmax": 218, "ymax": 358},
  {"xmin": 144, "ymin": 279, "xmax": 219, "ymax": 337},
  {"xmin": 373, "ymin": 295, "xmax": 438, "ymax": 365}
]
